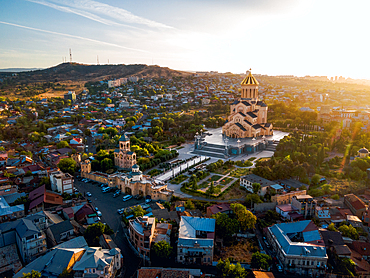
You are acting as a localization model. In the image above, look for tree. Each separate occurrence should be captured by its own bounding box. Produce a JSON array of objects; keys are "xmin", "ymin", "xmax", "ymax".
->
[
  {"xmin": 217, "ymin": 258, "xmax": 247, "ymax": 278},
  {"xmin": 21, "ymin": 270, "xmax": 41, "ymax": 278},
  {"xmin": 230, "ymin": 203, "xmax": 257, "ymax": 231},
  {"xmin": 57, "ymin": 158, "xmax": 77, "ymax": 175},
  {"xmin": 56, "ymin": 140, "xmax": 70, "ymax": 149},
  {"xmin": 311, "ymin": 174, "xmax": 321, "ymax": 185},
  {"xmin": 59, "ymin": 268, "xmax": 73, "ymax": 278},
  {"xmin": 212, "ymin": 212, "xmax": 239, "ymax": 242},
  {"xmin": 252, "ymin": 183, "xmax": 261, "ymax": 194},
  {"xmin": 152, "ymin": 240, "xmax": 172, "ymax": 259},
  {"xmin": 100, "ymin": 158, "xmax": 113, "ymax": 172},
  {"xmin": 251, "ymin": 251, "xmax": 272, "ymax": 270},
  {"xmin": 327, "ymin": 223, "xmax": 336, "ymax": 231},
  {"xmin": 84, "ymin": 222, "xmax": 113, "ymax": 246},
  {"xmin": 206, "ymin": 181, "xmax": 215, "ymax": 195},
  {"xmin": 338, "ymin": 224, "xmax": 359, "ymax": 240},
  {"xmin": 84, "ymin": 129, "xmax": 92, "ymax": 136},
  {"xmin": 185, "ymin": 200, "xmax": 195, "ymax": 210},
  {"xmin": 246, "ymin": 193, "xmax": 262, "ymax": 206}
]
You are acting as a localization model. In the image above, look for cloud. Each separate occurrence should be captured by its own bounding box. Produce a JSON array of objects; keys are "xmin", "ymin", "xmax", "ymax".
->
[
  {"xmin": 0, "ymin": 21, "xmax": 148, "ymax": 53},
  {"xmin": 25, "ymin": 0, "xmax": 174, "ymax": 29}
]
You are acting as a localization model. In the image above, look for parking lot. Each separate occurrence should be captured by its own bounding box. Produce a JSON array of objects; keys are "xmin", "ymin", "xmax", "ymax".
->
[{"xmin": 74, "ymin": 178, "xmax": 143, "ymax": 278}]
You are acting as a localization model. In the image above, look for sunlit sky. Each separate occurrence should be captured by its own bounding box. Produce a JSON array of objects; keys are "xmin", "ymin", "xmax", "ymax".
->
[{"xmin": 1, "ymin": 0, "xmax": 370, "ymax": 79}]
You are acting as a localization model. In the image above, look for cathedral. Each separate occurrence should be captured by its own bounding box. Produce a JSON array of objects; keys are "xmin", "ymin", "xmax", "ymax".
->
[
  {"xmin": 114, "ymin": 134, "xmax": 137, "ymax": 169},
  {"xmin": 222, "ymin": 71, "xmax": 273, "ymax": 138}
]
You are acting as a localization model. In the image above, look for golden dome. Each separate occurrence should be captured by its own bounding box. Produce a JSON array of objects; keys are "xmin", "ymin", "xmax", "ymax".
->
[{"xmin": 241, "ymin": 71, "xmax": 259, "ymax": 86}]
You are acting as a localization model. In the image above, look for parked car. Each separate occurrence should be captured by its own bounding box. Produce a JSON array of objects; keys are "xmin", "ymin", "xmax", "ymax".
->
[
  {"xmin": 277, "ymin": 265, "xmax": 283, "ymax": 272},
  {"xmin": 134, "ymin": 194, "xmax": 143, "ymax": 200},
  {"xmin": 87, "ymin": 198, "xmax": 92, "ymax": 203},
  {"xmin": 96, "ymin": 211, "xmax": 102, "ymax": 217},
  {"xmin": 95, "ymin": 207, "xmax": 99, "ymax": 211},
  {"xmin": 86, "ymin": 192, "xmax": 92, "ymax": 197},
  {"xmin": 117, "ymin": 208, "xmax": 124, "ymax": 215},
  {"xmin": 102, "ymin": 187, "xmax": 110, "ymax": 193},
  {"xmin": 123, "ymin": 194, "xmax": 132, "ymax": 202},
  {"xmin": 113, "ymin": 192, "xmax": 120, "ymax": 198},
  {"xmin": 145, "ymin": 195, "xmax": 152, "ymax": 203}
]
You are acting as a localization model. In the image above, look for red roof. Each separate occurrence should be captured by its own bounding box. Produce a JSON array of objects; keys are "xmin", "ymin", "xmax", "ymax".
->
[{"xmin": 207, "ymin": 203, "xmax": 231, "ymax": 215}]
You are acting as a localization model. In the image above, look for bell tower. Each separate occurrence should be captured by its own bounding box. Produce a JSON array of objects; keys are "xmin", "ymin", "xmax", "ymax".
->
[{"xmin": 240, "ymin": 69, "xmax": 259, "ymax": 100}]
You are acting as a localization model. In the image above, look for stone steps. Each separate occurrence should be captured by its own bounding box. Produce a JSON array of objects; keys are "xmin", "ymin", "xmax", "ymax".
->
[{"xmin": 192, "ymin": 150, "xmax": 226, "ymax": 159}]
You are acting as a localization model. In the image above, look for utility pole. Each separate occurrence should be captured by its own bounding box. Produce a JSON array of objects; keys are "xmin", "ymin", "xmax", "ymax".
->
[{"xmin": 69, "ymin": 48, "xmax": 72, "ymax": 62}]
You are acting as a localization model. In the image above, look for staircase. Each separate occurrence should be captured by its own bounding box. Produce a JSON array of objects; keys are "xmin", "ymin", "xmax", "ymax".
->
[
  {"xmin": 193, "ymin": 143, "xmax": 227, "ymax": 159},
  {"xmin": 265, "ymin": 143, "xmax": 278, "ymax": 152}
]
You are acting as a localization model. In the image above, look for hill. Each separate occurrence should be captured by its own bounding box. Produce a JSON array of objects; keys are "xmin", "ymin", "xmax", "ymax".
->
[{"xmin": 0, "ymin": 63, "xmax": 190, "ymax": 83}]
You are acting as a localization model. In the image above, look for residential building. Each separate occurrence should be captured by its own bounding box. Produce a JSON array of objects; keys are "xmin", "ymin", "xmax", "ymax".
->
[
  {"xmin": 271, "ymin": 190, "xmax": 307, "ymax": 205},
  {"xmin": 128, "ymin": 216, "xmax": 155, "ymax": 257},
  {"xmin": 0, "ymin": 195, "xmax": 24, "ymax": 222},
  {"xmin": 344, "ymin": 194, "xmax": 367, "ymax": 218},
  {"xmin": 320, "ymin": 230, "xmax": 351, "ymax": 258},
  {"xmin": 177, "ymin": 216, "xmax": 216, "ymax": 265},
  {"xmin": 0, "ymin": 217, "xmax": 47, "ymax": 263},
  {"xmin": 28, "ymin": 184, "xmax": 63, "ymax": 213},
  {"xmin": 64, "ymin": 91, "xmax": 76, "ymax": 103},
  {"xmin": 0, "ymin": 244, "xmax": 22, "ymax": 276},
  {"xmin": 49, "ymin": 170, "xmax": 74, "ymax": 194},
  {"xmin": 291, "ymin": 195, "xmax": 316, "ymax": 218},
  {"xmin": 266, "ymin": 220, "xmax": 328, "ymax": 276},
  {"xmin": 240, "ymin": 174, "xmax": 277, "ymax": 196},
  {"xmin": 46, "ymin": 220, "xmax": 75, "ymax": 246},
  {"xmin": 73, "ymin": 247, "xmax": 121, "ymax": 278},
  {"xmin": 206, "ymin": 203, "xmax": 232, "ymax": 217}
]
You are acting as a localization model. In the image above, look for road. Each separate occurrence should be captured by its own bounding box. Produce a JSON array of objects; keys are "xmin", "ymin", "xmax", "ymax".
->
[{"xmin": 74, "ymin": 179, "xmax": 143, "ymax": 278}]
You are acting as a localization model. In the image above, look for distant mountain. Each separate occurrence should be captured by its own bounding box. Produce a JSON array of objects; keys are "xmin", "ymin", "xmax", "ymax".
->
[
  {"xmin": 0, "ymin": 68, "xmax": 43, "ymax": 72},
  {"xmin": 1, "ymin": 63, "xmax": 190, "ymax": 83}
]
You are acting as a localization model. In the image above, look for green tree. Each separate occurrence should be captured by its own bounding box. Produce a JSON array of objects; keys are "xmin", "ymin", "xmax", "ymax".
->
[
  {"xmin": 56, "ymin": 140, "xmax": 70, "ymax": 149},
  {"xmin": 327, "ymin": 223, "xmax": 337, "ymax": 231},
  {"xmin": 100, "ymin": 158, "xmax": 113, "ymax": 172},
  {"xmin": 246, "ymin": 193, "xmax": 262, "ymax": 206},
  {"xmin": 251, "ymin": 251, "xmax": 272, "ymax": 270},
  {"xmin": 131, "ymin": 205, "xmax": 146, "ymax": 217},
  {"xmin": 230, "ymin": 203, "xmax": 256, "ymax": 231},
  {"xmin": 84, "ymin": 129, "xmax": 92, "ymax": 136},
  {"xmin": 152, "ymin": 240, "xmax": 173, "ymax": 259},
  {"xmin": 311, "ymin": 174, "xmax": 321, "ymax": 185},
  {"xmin": 21, "ymin": 270, "xmax": 41, "ymax": 278},
  {"xmin": 212, "ymin": 212, "xmax": 239, "ymax": 242},
  {"xmin": 185, "ymin": 200, "xmax": 195, "ymax": 210},
  {"xmin": 252, "ymin": 182, "xmax": 261, "ymax": 194},
  {"xmin": 57, "ymin": 158, "xmax": 77, "ymax": 175},
  {"xmin": 84, "ymin": 222, "xmax": 113, "ymax": 246},
  {"xmin": 206, "ymin": 181, "xmax": 215, "ymax": 195},
  {"xmin": 217, "ymin": 258, "xmax": 247, "ymax": 278},
  {"xmin": 338, "ymin": 224, "xmax": 359, "ymax": 240}
]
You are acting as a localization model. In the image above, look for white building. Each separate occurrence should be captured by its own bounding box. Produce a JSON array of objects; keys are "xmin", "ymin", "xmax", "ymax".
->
[{"xmin": 49, "ymin": 170, "xmax": 73, "ymax": 194}]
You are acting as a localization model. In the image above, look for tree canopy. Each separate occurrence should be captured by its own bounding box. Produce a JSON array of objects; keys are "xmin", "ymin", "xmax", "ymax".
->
[
  {"xmin": 230, "ymin": 203, "xmax": 256, "ymax": 231},
  {"xmin": 152, "ymin": 240, "xmax": 172, "ymax": 259},
  {"xmin": 251, "ymin": 251, "xmax": 272, "ymax": 270},
  {"xmin": 57, "ymin": 158, "xmax": 77, "ymax": 175}
]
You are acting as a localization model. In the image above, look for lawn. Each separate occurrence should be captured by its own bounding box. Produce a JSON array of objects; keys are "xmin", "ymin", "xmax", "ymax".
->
[
  {"xmin": 220, "ymin": 177, "xmax": 234, "ymax": 185},
  {"xmin": 213, "ymin": 166, "xmax": 235, "ymax": 175},
  {"xmin": 169, "ymin": 174, "xmax": 188, "ymax": 184},
  {"xmin": 230, "ymin": 168, "xmax": 251, "ymax": 178},
  {"xmin": 248, "ymin": 157, "xmax": 257, "ymax": 161},
  {"xmin": 209, "ymin": 175, "xmax": 222, "ymax": 182}
]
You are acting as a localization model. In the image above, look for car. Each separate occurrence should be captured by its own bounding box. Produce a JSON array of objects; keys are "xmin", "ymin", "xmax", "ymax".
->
[
  {"xmin": 145, "ymin": 196, "xmax": 152, "ymax": 203},
  {"xmin": 86, "ymin": 192, "xmax": 92, "ymax": 197},
  {"xmin": 73, "ymin": 187, "xmax": 79, "ymax": 192},
  {"xmin": 115, "ymin": 189, "xmax": 121, "ymax": 194},
  {"xmin": 277, "ymin": 265, "xmax": 283, "ymax": 272},
  {"xmin": 87, "ymin": 198, "xmax": 92, "ymax": 203},
  {"xmin": 123, "ymin": 194, "xmax": 132, "ymax": 201},
  {"xmin": 117, "ymin": 208, "xmax": 124, "ymax": 215},
  {"xmin": 100, "ymin": 184, "xmax": 106, "ymax": 188},
  {"xmin": 113, "ymin": 192, "xmax": 120, "ymax": 198},
  {"xmin": 95, "ymin": 207, "xmax": 99, "ymax": 211},
  {"xmin": 96, "ymin": 211, "xmax": 102, "ymax": 217},
  {"xmin": 134, "ymin": 194, "xmax": 143, "ymax": 200}
]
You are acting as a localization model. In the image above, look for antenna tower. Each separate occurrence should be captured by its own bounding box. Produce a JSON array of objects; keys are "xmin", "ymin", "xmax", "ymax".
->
[
  {"xmin": 69, "ymin": 48, "xmax": 72, "ymax": 63},
  {"xmin": 97, "ymin": 55, "xmax": 99, "ymax": 65}
]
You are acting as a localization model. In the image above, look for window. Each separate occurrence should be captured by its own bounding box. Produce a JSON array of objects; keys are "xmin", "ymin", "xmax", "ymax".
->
[
  {"xmin": 204, "ymin": 258, "xmax": 207, "ymax": 262},
  {"xmin": 180, "ymin": 249, "xmax": 183, "ymax": 253}
]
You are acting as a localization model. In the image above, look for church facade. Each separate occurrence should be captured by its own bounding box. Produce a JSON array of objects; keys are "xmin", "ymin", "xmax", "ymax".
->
[
  {"xmin": 222, "ymin": 72, "xmax": 273, "ymax": 138},
  {"xmin": 114, "ymin": 134, "xmax": 137, "ymax": 169}
]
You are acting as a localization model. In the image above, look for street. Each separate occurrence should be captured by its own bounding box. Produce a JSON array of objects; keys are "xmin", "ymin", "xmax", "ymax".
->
[{"xmin": 74, "ymin": 179, "xmax": 143, "ymax": 278}]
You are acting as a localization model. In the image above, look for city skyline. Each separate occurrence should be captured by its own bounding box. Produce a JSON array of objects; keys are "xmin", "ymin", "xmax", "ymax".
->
[{"xmin": 1, "ymin": 0, "xmax": 369, "ymax": 79}]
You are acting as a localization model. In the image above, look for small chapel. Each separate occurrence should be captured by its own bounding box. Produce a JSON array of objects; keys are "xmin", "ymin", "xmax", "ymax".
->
[
  {"xmin": 114, "ymin": 134, "xmax": 137, "ymax": 169},
  {"xmin": 222, "ymin": 71, "xmax": 273, "ymax": 138}
]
